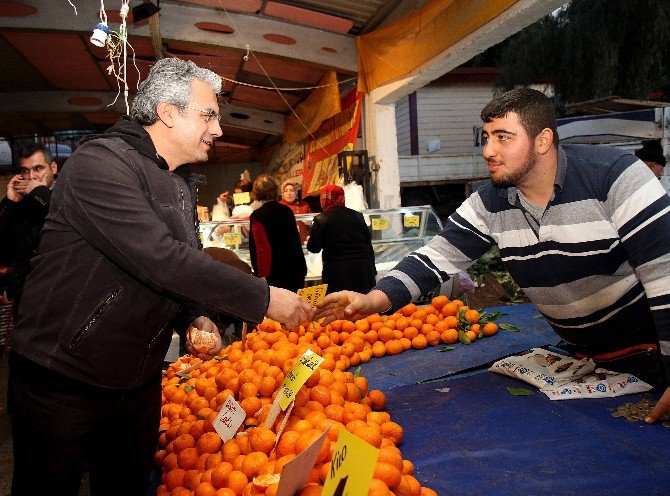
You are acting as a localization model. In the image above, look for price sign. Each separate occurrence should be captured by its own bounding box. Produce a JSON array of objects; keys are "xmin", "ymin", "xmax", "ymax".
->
[
  {"xmin": 223, "ymin": 232, "xmax": 242, "ymax": 246},
  {"xmin": 297, "ymin": 284, "xmax": 328, "ymax": 306},
  {"xmin": 277, "ymin": 349, "xmax": 324, "ymax": 410},
  {"xmin": 213, "ymin": 395, "xmax": 246, "ymax": 442},
  {"xmin": 322, "ymin": 428, "xmax": 379, "ymax": 496},
  {"xmin": 371, "ymin": 218, "xmax": 389, "ymax": 230},
  {"xmin": 233, "ymin": 192, "xmax": 250, "ymax": 205},
  {"xmin": 403, "ymin": 215, "xmax": 420, "ymax": 227},
  {"xmin": 276, "ymin": 428, "xmax": 329, "ymax": 496}
]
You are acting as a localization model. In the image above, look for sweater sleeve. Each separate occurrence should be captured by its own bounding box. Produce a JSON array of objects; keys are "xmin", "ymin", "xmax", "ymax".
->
[
  {"xmin": 374, "ymin": 194, "xmax": 494, "ymax": 312},
  {"xmin": 306, "ymin": 217, "xmax": 323, "ymax": 253},
  {"xmin": 605, "ymin": 157, "xmax": 670, "ymax": 381}
]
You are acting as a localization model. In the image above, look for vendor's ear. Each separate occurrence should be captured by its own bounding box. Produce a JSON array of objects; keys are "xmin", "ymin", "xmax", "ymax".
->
[{"xmin": 535, "ymin": 128, "xmax": 554, "ymax": 155}]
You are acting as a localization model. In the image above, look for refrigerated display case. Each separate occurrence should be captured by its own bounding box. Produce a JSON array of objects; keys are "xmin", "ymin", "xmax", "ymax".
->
[{"xmin": 198, "ymin": 205, "xmax": 448, "ymax": 300}]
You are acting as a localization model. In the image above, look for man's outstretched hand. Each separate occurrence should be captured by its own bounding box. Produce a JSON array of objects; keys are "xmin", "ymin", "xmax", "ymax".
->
[{"xmin": 314, "ymin": 289, "xmax": 392, "ymax": 324}]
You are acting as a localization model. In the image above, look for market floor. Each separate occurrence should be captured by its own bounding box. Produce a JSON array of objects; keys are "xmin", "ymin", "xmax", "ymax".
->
[{"xmin": 0, "ymin": 353, "xmax": 92, "ymax": 496}]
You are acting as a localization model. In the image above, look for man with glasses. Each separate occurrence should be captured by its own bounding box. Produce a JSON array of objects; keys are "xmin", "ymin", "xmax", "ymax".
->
[
  {"xmin": 0, "ymin": 143, "xmax": 57, "ymax": 315},
  {"xmin": 8, "ymin": 58, "xmax": 313, "ymax": 496}
]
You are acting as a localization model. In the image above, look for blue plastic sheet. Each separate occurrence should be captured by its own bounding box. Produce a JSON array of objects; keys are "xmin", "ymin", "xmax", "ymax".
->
[
  {"xmin": 359, "ymin": 303, "xmax": 559, "ymax": 390},
  {"xmin": 386, "ymin": 371, "xmax": 669, "ymax": 496}
]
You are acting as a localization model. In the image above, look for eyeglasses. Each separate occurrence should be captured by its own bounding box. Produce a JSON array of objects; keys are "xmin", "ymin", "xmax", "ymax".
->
[{"xmin": 191, "ymin": 106, "xmax": 221, "ymax": 123}]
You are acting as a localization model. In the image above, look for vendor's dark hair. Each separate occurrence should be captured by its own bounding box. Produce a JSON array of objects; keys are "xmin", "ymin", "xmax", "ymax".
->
[
  {"xmin": 235, "ymin": 179, "xmax": 252, "ymax": 193},
  {"xmin": 481, "ymin": 88, "xmax": 558, "ymax": 148},
  {"xmin": 252, "ymin": 174, "xmax": 279, "ymax": 202}
]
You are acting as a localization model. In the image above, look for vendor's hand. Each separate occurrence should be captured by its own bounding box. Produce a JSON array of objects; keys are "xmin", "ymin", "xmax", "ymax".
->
[
  {"xmin": 267, "ymin": 285, "xmax": 314, "ymax": 329},
  {"xmin": 185, "ymin": 316, "xmax": 222, "ymax": 360},
  {"xmin": 6, "ymin": 175, "xmax": 24, "ymax": 202},
  {"xmin": 314, "ymin": 289, "xmax": 391, "ymax": 324},
  {"xmin": 14, "ymin": 177, "xmax": 47, "ymax": 196},
  {"xmin": 645, "ymin": 386, "xmax": 670, "ymax": 424}
]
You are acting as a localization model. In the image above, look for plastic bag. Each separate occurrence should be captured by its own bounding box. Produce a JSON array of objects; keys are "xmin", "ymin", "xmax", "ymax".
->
[
  {"xmin": 211, "ymin": 198, "xmax": 230, "ymax": 221},
  {"xmin": 343, "ymin": 181, "xmax": 368, "ymax": 211}
]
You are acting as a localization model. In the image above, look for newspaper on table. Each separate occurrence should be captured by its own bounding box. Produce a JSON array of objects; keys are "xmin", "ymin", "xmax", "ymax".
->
[{"xmin": 490, "ymin": 347, "xmax": 652, "ymax": 400}]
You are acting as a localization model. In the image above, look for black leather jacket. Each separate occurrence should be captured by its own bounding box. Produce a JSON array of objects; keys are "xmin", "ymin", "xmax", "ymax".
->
[{"xmin": 11, "ymin": 118, "xmax": 269, "ymax": 389}]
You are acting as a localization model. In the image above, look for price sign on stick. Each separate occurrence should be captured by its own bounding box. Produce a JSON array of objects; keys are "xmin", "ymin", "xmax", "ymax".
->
[
  {"xmin": 297, "ymin": 284, "xmax": 328, "ymax": 306},
  {"xmin": 322, "ymin": 428, "xmax": 379, "ymax": 496},
  {"xmin": 403, "ymin": 215, "xmax": 420, "ymax": 227},
  {"xmin": 233, "ymin": 192, "xmax": 250, "ymax": 205},
  {"xmin": 223, "ymin": 232, "xmax": 242, "ymax": 246},
  {"xmin": 213, "ymin": 395, "xmax": 246, "ymax": 442},
  {"xmin": 371, "ymin": 218, "xmax": 389, "ymax": 230},
  {"xmin": 276, "ymin": 428, "xmax": 330, "ymax": 496},
  {"xmin": 277, "ymin": 349, "xmax": 324, "ymax": 410}
]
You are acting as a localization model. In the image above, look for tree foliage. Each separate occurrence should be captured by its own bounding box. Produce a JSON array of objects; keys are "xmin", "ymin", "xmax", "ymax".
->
[{"xmin": 493, "ymin": 0, "xmax": 670, "ymax": 110}]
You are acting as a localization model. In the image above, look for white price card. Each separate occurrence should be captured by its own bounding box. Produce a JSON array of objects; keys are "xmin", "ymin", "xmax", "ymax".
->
[{"xmin": 213, "ymin": 395, "xmax": 246, "ymax": 442}]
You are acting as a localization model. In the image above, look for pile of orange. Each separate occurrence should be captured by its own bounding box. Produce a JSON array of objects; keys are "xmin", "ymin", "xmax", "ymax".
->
[{"xmin": 156, "ymin": 297, "xmax": 500, "ymax": 496}]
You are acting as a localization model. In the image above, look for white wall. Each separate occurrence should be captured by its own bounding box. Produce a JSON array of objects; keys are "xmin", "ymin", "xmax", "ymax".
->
[
  {"xmin": 395, "ymin": 96, "xmax": 411, "ymax": 156},
  {"xmin": 414, "ymin": 83, "xmax": 494, "ymax": 155}
]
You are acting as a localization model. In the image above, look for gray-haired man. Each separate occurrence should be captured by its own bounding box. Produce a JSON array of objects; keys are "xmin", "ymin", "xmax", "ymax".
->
[{"xmin": 8, "ymin": 58, "xmax": 313, "ymax": 496}]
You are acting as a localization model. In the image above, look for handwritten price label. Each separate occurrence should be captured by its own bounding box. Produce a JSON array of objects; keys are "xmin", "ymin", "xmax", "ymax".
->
[
  {"xmin": 322, "ymin": 428, "xmax": 379, "ymax": 496},
  {"xmin": 213, "ymin": 395, "xmax": 246, "ymax": 442},
  {"xmin": 403, "ymin": 215, "xmax": 420, "ymax": 227},
  {"xmin": 371, "ymin": 218, "xmax": 389, "ymax": 230},
  {"xmin": 278, "ymin": 349, "xmax": 324, "ymax": 410},
  {"xmin": 233, "ymin": 192, "xmax": 250, "ymax": 205},
  {"xmin": 297, "ymin": 284, "xmax": 328, "ymax": 306},
  {"xmin": 223, "ymin": 232, "xmax": 242, "ymax": 246}
]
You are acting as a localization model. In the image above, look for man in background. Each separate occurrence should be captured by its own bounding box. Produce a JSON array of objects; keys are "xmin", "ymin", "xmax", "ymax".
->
[
  {"xmin": 0, "ymin": 143, "xmax": 57, "ymax": 315},
  {"xmin": 635, "ymin": 140, "xmax": 667, "ymax": 179}
]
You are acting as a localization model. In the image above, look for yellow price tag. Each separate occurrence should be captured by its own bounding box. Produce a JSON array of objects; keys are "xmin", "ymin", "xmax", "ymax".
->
[
  {"xmin": 404, "ymin": 215, "xmax": 420, "ymax": 227},
  {"xmin": 371, "ymin": 218, "xmax": 389, "ymax": 230},
  {"xmin": 233, "ymin": 192, "xmax": 250, "ymax": 205},
  {"xmin": 223, "ymin": 232, "xmax": 242, "ymax": 246},
  {"xmin": 322, "ymin": 428, "xmax": 379, "ymax": 496},
  {"xmin": 278, "ymin": 349, "xmax": 324, "ymax": 410},
  {"xmin": 297, "ymin": 284, "xmax": 328, "ymax": 306}
]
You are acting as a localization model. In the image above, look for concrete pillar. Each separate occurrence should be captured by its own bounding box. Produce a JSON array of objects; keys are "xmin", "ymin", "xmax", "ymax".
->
[{"xmin": 364, "ymin": 90, "xmax": 401, "ymax": 209}]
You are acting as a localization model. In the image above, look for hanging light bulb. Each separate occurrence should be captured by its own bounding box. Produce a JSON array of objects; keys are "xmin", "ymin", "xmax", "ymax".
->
[{"xmin": 90, "ymin": 22, "xmax": 110, "ymax": 47}]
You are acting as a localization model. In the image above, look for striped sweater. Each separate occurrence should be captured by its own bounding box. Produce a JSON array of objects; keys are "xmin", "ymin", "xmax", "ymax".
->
[{"xmin": 376, "ymin": 144, "xmax": 670, "ymax": 378}]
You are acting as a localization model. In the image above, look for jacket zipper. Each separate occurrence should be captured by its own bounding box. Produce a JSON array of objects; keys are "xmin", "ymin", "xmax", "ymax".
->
[{"xmin": 70, "ymin": 285, "xmax": 123, "ymax": 348}]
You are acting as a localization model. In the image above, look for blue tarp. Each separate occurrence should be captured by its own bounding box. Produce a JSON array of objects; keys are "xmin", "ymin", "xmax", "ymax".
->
[
  {"xmin": 387, "ymin": 371, "xmax": 669, "ymax": 496},
  {"xmin": 359, "ymin": 303, "xmax": 559, "ymax": 390}
]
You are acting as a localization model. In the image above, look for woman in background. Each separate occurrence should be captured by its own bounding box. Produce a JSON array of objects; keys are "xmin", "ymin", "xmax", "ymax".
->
[
  {"xmin": 249, "ymin": 175, "xmax": 306, "ymax": 292},
  {"xmin": 307, "ymin": 185, "xmax": 376, "ymax": 294},
  {"xmin": 279, "ymin": 179, "xmax": 311, "ymax": 243}
]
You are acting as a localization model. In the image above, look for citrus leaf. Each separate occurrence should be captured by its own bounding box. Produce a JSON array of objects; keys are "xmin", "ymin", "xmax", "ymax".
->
[
  {"xmin": 499, "ymin": 323, "xmax": 521, "ymax": 332},
  {"xmin": 438, "ymin": 346, "xmax": 456, "ymax": 352},
  {"xmin": 458, "ymin": 331, "xmax": 471, "ymax": 345},
  {"xmin": 184, "ymin": 385, "xmax": 195, "ymax": 393},
  {"xmin": 214, "ymin": 355, "xmax": 229, "ymax": 361},
  {"xmin": 176, "ymin": 372, "xmax": 191, "ymax": 380},
  {"xmin": 353, "ymin": 366, "xmax": 362, "ymax": 379},
  {"xmin": 533, "ymin": 314, "xmax": 544, "ymax": 319},
  {"xmin": 507, "ymin": 387, "xmax": 534, "ymax": 396}
]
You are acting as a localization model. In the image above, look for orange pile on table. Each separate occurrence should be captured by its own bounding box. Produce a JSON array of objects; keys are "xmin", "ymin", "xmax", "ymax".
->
[{"xmin": 156, "ymin": 296, "xmax": 500, "ymax": 495}]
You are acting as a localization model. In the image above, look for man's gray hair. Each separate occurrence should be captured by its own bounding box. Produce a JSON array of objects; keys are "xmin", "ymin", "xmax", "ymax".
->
[{"xmin": 130, "ymin": 58, "xmax": 222, "ymax": 125}]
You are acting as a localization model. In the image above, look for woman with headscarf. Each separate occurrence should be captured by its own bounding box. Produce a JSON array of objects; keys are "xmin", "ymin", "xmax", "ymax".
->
[
  {"xmin": 249, "ymin": 174, "xmax": 306, "ymax": 292},
  {"xmin": 307, "ymin": 185, "xmax": 376, "ymax": 293},
  {"xmin": 279, "ymin": 179, "xmax": 311, "ymax": 243}
]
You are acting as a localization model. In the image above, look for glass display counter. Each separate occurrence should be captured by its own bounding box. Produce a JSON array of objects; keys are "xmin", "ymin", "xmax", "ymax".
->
[{"xmin": 198, "ymin": 205, "xmax": 444, "ymax": 285}]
